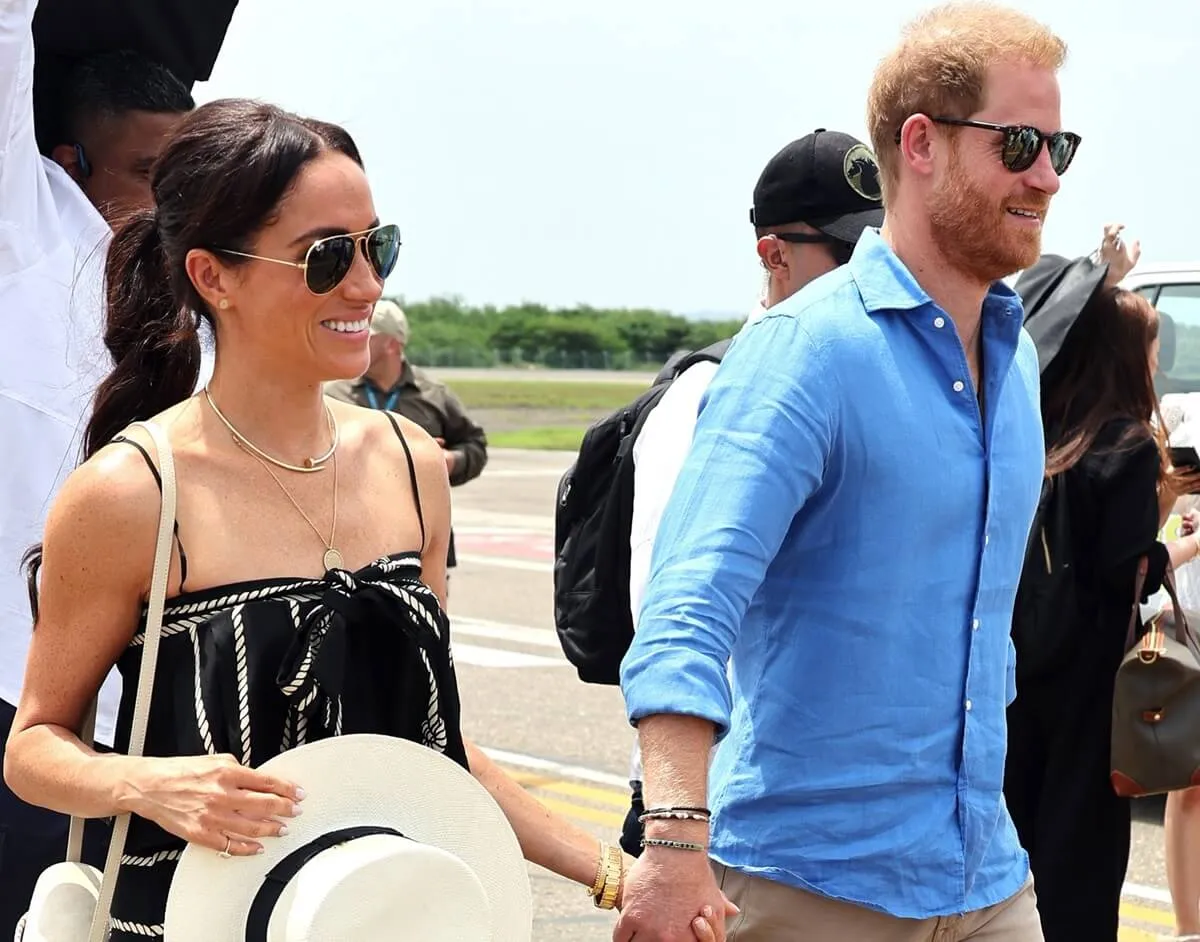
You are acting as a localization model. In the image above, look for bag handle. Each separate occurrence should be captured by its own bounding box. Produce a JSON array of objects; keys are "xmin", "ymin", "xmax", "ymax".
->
[
  {"xmin": 61, "ymin": 421, "xmax": 177, "ymax": 942},
  {"xmin": 1127, "ymin": 555, "xmax": 1200, "ymax": 654}
]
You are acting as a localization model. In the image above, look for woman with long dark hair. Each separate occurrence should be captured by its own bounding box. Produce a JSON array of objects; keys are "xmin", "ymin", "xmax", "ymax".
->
[
  {"xmin": 1, "ymin": 99, "xmax": 722, "ymax": 938},
  {"xmin": 1005, "ymin": 265, "xmax": 1200, "ymax": 942}
]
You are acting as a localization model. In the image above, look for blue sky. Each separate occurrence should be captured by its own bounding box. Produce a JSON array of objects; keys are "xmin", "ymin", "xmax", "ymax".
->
[{"xmin": 195, "ymin": 0, "xmax": 1199, "ymax": 318}]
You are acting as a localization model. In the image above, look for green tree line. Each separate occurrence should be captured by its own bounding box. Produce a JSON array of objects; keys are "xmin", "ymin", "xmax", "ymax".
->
[{"xmin": 395, "ymin": 296, "xmax": 745, "ymax": 370}]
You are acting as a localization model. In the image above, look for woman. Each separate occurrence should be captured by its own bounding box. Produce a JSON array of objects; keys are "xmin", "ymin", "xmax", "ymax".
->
[
  {"xmin": 2, "ymin": 99, "xmax": 724, "ymax": 939},
  {"xmin": 1005, "ymin": 270, "xmax": 1200, "ymax": 942}
]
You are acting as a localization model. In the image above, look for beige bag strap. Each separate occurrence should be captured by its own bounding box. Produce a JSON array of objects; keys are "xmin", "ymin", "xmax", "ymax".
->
[{"xmin": 62, "ymin": 421, "xmax": 177, "ymax": 942}]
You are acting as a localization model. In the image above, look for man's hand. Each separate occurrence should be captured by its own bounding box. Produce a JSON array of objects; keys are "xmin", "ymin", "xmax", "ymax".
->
[
  {"xmin": 443, "ymin": 448, "xmax": 458, "ymax": 476},
  {"xmin": 1099, "ymin": 223, "xmax": 1141, "ymax": 286},
  {"xmin": 613, "ymin": 847, "xmax": 738, "ymax": 942}
]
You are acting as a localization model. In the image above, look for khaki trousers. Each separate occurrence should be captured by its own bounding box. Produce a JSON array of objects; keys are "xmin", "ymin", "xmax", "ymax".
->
[{"xmin": 713, "ymin": 863, "xmax": 1044, "ymax": 942}]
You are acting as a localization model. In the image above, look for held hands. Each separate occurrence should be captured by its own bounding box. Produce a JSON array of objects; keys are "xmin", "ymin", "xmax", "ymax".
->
[
  {"xmin": 434, "ymin": 437, "xmax": 458, "ymax": 476},
  {"xmin": 120, "ymin": 753, "xmax": 303, "ymax": 857},
  {"xmin": 1181, "ymin": 509, "xmax": 1200, "ymax": 538},
  {"xmin": 613, "ymin": 845, "xmax": 738, "ymax": 941}
]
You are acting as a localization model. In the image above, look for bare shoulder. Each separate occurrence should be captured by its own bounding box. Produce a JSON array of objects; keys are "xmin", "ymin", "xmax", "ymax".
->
[
  {"xmin": 330, "ymin": 399, "xmax": 442, "ymax": 471},
  {"xmin": 42, "ymin": 435, "xmax": 165, "ymax": 592}
]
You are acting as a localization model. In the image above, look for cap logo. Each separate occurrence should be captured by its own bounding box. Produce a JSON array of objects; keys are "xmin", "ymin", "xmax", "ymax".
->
[{"xmin": 844, "ymin": 144, "xmax": 883, "ymax": 202}]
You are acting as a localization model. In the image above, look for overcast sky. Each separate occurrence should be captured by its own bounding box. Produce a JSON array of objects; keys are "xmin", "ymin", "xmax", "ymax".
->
[{"xmin": 195, "ymin": 0, "xmax": 1199, "ymax": 317}]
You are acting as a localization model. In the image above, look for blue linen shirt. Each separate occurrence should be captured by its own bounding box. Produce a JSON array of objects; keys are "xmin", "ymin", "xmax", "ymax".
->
[{"xmin": 620, "ymin": 229, "xmax": 1045, "ymax": 919}]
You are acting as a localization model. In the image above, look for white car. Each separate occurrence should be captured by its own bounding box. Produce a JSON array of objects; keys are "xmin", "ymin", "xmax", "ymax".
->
[{"xmin": 1119, "ymin": 263, "xmax": 1200, "ymax": 395}]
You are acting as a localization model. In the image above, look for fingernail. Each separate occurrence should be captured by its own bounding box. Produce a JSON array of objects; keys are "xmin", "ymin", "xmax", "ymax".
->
[
  {"xmin": 278, "ymin": 824, "xmax": 289, "ymax": 837},
  {"xmin": 295, "ymin": 787, "xmax": 306, "ymax": 801},
  {"xmin": 255, "ymin": 845, "xmax": 265, "ymax": 855},
  {"xmin": 693, "ymin": 918, "xmax": 707, "ymax": 930},
  {"xmin": 702, "ymin": 906, "xmax": 714, "ymax": 919},
  {"xmin": 291, "ymin": 804, "xmax": 304, "ymax": 817}
]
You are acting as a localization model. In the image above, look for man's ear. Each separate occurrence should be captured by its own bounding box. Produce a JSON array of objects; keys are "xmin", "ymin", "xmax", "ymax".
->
[{"xmin": 49, "ymin": 143, "xmax": 91, "ymax": 184}]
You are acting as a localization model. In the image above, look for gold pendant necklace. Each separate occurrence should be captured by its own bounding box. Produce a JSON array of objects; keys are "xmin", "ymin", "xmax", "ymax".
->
[
  {"xmin": 204, "ymin": 388, "xmax": 337, "ymax": 473},
  {"xmin": 245, "ymin": 446, "xmax": 343, "ymax": 571}
]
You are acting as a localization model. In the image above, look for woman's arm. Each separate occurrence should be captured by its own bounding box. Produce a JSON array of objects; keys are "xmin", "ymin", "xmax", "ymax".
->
[{"xmin": 5, "ymin": 437, "xmax": 300, "ymax": 856}]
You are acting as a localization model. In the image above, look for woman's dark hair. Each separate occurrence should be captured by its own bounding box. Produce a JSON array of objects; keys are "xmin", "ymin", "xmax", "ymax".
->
[
  {"xmin": 1041, "ymin": 286, "xmax": 1182, "ymax": 488},
  {"xmin": 25, "ymin": 99, "xmax": 363, "ymax": 619}
]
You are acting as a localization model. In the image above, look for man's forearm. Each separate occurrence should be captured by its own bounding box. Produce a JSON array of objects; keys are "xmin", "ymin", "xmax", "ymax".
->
[{"xmin": 637, "ymin": 714, "xmax": 715, "ymax": 847}]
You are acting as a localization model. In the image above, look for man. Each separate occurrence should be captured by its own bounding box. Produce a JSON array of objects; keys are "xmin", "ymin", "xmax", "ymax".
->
[
  {"xmin": 0, "ymin": 2, "xmax": 193, "ymax": 931},
  {"xmin": 619, "ymin": 128, "xmax": 884, "ymax": 858},
  {"xmin": 616, "ymin": 3, "xmax": 1074, "ymax": 940},
  {"xmin": 326, "ymin": 301, "xmax": 488, "ymax": 590}
]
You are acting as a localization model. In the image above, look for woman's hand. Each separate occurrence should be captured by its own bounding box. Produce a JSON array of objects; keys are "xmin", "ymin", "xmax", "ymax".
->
[
  {"xmin": 119, "ymin": 753, "xmax": 304, "ymax": 856},
  {"xmin": 1099, "ymin": 223, "xmax": 1141, "ymax": 286},
  {"xmin": 1181, "ymin": 508, "xmax": 1200, "ymax": 537}
]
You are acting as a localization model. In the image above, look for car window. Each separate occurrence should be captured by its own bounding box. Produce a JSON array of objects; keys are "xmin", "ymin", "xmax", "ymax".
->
[{"xmin": 1154, "ymin": 284, "xmax": 1200, "ymax": 393}]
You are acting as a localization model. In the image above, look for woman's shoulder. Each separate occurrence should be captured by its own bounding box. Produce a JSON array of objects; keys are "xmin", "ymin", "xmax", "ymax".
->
[
  {"xmin": 328, "ymin": 399, "xmax": 443, "ymax": 472},
  {"xmin": 1078, "ymin": 417, "xmax": 1160, "ymax": 485}
]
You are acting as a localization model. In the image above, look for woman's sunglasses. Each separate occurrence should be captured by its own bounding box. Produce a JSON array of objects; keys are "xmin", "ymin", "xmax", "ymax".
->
[
  {"xmin": 217, "ymin": 223, "xmax": 401, "ymax": 295},
  {"xmin": 926, "ymin": 117, "xmax": 1081, "ymax": 175}
]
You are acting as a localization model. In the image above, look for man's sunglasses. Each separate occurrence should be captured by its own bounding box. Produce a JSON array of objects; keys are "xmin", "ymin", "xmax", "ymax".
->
[
  {"xmin": 910, "ymin": 117, "xmax": 1081, "ymax": 175},
  {"xmin": 217, "ymin": 223, "xmax": 401, "ymax": 295},
  {"xmin": 772, "ymin": 232, "xmax": 854, "ymax": 266}
]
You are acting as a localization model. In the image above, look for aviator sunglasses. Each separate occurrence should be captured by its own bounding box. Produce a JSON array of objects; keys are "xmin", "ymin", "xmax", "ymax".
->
[
  {"xmin": 217, "ymin": 223, "xmax": 401, "ymax": 295},
  {"xmin": 897, "ymin": 117, "xmax": 1081, "ymax": 175}
]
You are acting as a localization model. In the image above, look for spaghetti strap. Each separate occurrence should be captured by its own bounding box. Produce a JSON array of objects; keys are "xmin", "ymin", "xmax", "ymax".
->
[
  {"xmin": 382, "ymin": 413, "xmax": 427, "ymax": 553},
  {"xmin": 112, "ymin": 435, "xmax": 189, "ymax": 588}
]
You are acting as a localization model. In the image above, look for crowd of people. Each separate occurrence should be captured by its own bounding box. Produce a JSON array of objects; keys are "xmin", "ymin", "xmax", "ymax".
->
[{"xmin": 1, "ymin": 0, "xmax": 1197, "ymax": 940}]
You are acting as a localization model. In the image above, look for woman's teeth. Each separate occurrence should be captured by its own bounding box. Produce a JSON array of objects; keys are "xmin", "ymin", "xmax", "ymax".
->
[{"xmin": 321, "ymin": 318, "xmax": 369, "ymax": 333}]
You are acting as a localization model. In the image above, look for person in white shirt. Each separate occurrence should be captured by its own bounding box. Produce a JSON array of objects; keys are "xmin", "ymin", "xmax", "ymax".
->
[
  {"xmin": 0, "ymin": 3, "xmax": 193, "ymax": 931},
  {"xmin": 619, "ymin": 129, "xmax": 886, "ymax": 856}
]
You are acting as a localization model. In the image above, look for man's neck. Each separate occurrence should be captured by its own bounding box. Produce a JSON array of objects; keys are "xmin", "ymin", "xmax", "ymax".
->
[
  {"xmin": 364, "ymin": 358, "xmax": 404, "ymax": 391},
  {"xmin": 880, "ymin": 213, "xmax": 991, "ymax": 339}
]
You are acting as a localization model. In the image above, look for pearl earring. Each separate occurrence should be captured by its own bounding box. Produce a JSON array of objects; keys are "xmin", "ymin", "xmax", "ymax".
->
[{"xmin": 218, "ymin": 299, "xmax": 229, "ymax": 310}]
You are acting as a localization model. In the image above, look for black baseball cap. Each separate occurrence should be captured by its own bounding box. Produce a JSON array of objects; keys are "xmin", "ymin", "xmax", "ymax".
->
[{"xmin": 750, "ymin": 129, "xmax": 885, "ymax": 242}]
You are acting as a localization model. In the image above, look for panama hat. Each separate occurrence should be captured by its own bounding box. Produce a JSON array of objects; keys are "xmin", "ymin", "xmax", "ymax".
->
[{"xmin": 163, "ymin": 734, "xmax": 533, "ymax": 941}]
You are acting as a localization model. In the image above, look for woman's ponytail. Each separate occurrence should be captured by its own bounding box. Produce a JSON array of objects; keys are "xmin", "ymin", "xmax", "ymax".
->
[{"xmin": 83, "ymin": 210, "xmax": 200, "ymax": 460}]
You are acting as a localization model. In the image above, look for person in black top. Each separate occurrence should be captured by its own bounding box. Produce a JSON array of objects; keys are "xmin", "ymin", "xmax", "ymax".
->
[
  {"xmin": 1006, "ymin": 258, "xmax": 1200, "ymax": 942},
  {"xmin": 1, "ymin": 99, "xmax": 721, "ymax": 940}
]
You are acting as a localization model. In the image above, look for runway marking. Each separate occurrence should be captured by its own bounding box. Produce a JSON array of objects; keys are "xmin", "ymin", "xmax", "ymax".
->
[
  {"xmin": 457, "ymin": 552, "xmax": 554, "ymax": 573},
  {"xmin": 454, "ymin": 616, "xmax": 561, "ymax": 649},
  {"xmin": 451, "ymin": 642, "xmax": 563, "ymax": 669},
  {"xmin": 492, "ymin": 748, "xmax": 1176, "ymax": 937}
]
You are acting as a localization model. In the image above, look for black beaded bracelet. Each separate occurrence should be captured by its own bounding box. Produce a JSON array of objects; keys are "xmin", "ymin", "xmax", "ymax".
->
[
  {"xmin": 641, "ymin": 805, "xmax": 712, "ymax": 818},
  {"xmin": 642, "ymin": 837, "xmax": 707, "ymax": 853},
  {"xmin": 638, "ymin": 809, "xmax": 712, "ymax": 823}
]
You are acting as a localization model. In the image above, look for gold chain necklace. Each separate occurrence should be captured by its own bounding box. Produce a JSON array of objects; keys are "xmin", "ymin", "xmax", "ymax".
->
[
  {"xmin": 244, "ymin": 446, "xmax": 344, "ymax": 571},
  {"xmin": 204, "ymin": 388, "xmax": 338, "ymax": 473}
]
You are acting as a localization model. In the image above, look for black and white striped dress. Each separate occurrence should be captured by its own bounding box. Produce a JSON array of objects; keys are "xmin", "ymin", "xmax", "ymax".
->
[{"xmin": 103, "ymin": 422, "xmax": 466, "ymax": 939}]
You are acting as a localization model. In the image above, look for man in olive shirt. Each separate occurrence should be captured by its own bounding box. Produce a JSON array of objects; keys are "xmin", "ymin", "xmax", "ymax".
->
[{"xmin": 327, "ymin": 300, "xmax": 488, "ymax": 583}]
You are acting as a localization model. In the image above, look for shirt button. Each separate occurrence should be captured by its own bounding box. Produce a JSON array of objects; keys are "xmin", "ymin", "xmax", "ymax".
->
[
  {"xmin": 934, "ymin": 316, "xmax": 946, "ymax": 328},
  {"xmin": 972, "ymin": 619, "xmax": 980, "ymax": 631},
  {"xmin": 985, "ymin": 533, "xmax": 990, "ymax": 545},
  {"xmin": 953, "ymin": 380, "xmax": 965, "ymax": 393},
  {"xmin": 965, "ymin": 699, "xmax": 973, "ymax": 711}
]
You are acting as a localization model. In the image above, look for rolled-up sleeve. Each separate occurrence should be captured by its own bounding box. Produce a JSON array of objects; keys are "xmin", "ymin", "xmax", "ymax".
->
[{"xmin": 619, "ymin": 313, "xmax": 839, "ymax": 737}]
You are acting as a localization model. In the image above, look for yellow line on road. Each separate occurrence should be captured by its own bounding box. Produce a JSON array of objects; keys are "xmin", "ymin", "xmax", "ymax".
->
[
  {"xmin": 506, "ymin": 769, "xmax": 632, "ymax": 810},
  {"xmin": 1122, "ymin": 901, "xmax": 1173, "ymax": 928}
]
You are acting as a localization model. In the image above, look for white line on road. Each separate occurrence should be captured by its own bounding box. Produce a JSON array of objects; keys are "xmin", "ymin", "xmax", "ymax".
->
[
  {"xmin": 457, "ymin": 553, "xmax": 554, "ymax": 573},
  {"xmin": 482, "ymin": 747, "xmax": 630, "ymax": 790},
  {"xmin": 454, "ymin": 617, "xmax": 562, "ymax": 649},
  {"xmin": 452, "ymin": 643, "xmax": 563, "ymax": 669},
  {"xmin": 1122, "ymin": 881, "xmax": 1171, "ymax": 905}
]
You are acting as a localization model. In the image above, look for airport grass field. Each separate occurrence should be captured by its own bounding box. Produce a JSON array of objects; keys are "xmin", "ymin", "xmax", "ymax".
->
[{"xmin": 448, "ymin": 376, "xmax": 649, "ymax": 450}]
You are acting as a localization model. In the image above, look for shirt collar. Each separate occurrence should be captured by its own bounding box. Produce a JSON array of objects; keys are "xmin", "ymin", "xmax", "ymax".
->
[{"xmin": 848, "ymin": 228, "xmax": 1024, "ymax": 325}]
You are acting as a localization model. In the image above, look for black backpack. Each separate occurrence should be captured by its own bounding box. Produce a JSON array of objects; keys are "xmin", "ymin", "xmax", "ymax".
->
[
  {"xmin": 552, "ymin": 340, "xmax": 731, "ymax": 684},
  {"xmin": 1011, "ymin": 473, "xmax": 1079, "ymax": 681}
]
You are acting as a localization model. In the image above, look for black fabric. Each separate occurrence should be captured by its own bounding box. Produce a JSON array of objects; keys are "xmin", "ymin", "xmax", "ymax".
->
[
  {"xmin": 245, "ymin": 826, "xmax": 404, "ymax": 942},
  {"xmin": 102, "ymin": 553, "xmax": 465, "ymax": 939},
  {"xmin": 552, "ymin": 340, "xmax": 731, "ymax": 685},
  {"xmin": 620, "ymin": 780, "xmax": 645, "ymax": 858},
  {"xmin": 749, "ymin": 128, "xmax": 884, "ymax": 235},
  {"xmin": 1005, "ymin": 417, "xmax": 1166, "ymax": 942},
  {"xmin": 1015, "ymin": 254, "xmax": 1110, "ymax": 374},
  {"xmin": 0, "ymin": 700, "xmax": 110, "ymax": 939}
]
